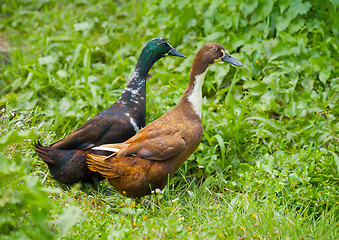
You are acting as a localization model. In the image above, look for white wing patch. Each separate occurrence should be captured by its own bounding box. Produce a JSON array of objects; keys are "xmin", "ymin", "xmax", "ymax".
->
[
  {"xmin": 92, "ymin": 146, "xmax": 121, "ymax": 152},
  {"xmin": 125, "ymin": 113, "xmax": 140, "ymax": 132},
  {"xmin": 130, "ymin": 117, "xmax": 140, "ymax": 132}
]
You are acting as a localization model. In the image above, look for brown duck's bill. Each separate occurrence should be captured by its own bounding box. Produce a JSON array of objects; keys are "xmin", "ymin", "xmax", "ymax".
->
[
  {"xmin": 168, "ymin": 48, "xmax": 186, "ymax": 58},
  {"xmin": 221, "ymin": 54, "xmax": 243, "ymax": 66}
]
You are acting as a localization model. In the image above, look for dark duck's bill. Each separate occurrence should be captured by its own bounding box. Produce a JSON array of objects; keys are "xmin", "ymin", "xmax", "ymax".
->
[{"xmin": 168, "ymin": 48, "xmax": 186, "ymax": 58}]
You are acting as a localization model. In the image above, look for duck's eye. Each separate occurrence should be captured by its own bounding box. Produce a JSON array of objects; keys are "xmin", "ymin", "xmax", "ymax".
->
[
  {"xmin": 159, "ymin": 41, "xmax": 167, "ymax": 46},
  {"xmin": 211, "ymin": 47, "xmax": 218, "ymax": 52}
]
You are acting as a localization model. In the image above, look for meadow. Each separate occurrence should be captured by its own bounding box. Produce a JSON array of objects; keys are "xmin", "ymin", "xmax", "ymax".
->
[{"xmin": 1, "ymin": 0, "xmax": 338, "ymax": 239}]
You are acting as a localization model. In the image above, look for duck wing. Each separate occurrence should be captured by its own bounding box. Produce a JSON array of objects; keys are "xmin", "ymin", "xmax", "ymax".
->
[
  {"xmin": 92, "ymin": 132, "xmax": 186, "ymax": 161},
  {"xmin": 119, "ymin": 134, "xmax": 185, "ymax": 160},
  {"xmin": 50, "ymin": 113, "xmax": 128, "ymax": 150}
]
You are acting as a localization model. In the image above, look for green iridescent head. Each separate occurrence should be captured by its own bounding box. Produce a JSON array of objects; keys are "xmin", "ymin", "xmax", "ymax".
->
[
  {"xmin": 134, "ymin": 38, "xmax": 185, "ymax": 77},
  {"xmin": 141, "ymin": 38, "xmax": 185, "ymax": 61}
]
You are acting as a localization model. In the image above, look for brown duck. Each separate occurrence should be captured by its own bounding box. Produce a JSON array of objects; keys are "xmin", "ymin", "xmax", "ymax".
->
[{"xmin": 87, "ymin": 42, "xmax": 242, "ymax": 198}]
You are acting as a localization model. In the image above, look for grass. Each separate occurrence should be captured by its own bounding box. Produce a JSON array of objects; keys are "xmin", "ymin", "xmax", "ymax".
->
[{"xmin": 1, "ymin": 0, "xmax": 339, "ymax": 239}]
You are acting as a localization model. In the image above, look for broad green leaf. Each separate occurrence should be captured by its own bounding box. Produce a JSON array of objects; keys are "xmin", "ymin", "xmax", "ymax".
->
[
  {"xmin": 284, "ymin": 100, "xmax": 297, "ymax": 118},
  {"xmin": 279, "ymin": 0, "xmax": 292, "ymax": 14},
  {"xmin": 57, "ymin": 205, "xmax": 85, "ymax": 236},
  {"xmin": 319, "ymin": 70, "xmax": 331, "ymax": 84},
  {"xmin": 0, "ymin": 130, "xmax": 36, "ymax": 150},
  {"xmin": 120, "ymin": 207, "xmax": 135, "ymax": 215},
  {"xmin": 0, "ymin": 92, "xmax": 17, "ymax": 105},
  {"xmin": 175, "ymin": 224, "xmax": 183, "ymax": 232},
  {"xmin": 256, "ymin": 153, "xmax": 275, "ymax": 176},
  {"xmin": 301, "ymin": 77, "xmax": 314, "ymax": 90},
  {"xmin": 276, "ymin": 15, "xmax": 292, "ymax": 32},
  {"xmin": 276, "ymin": 0, "xmax": 311, "ymax": 32},
  {"xmin": 240, "ymin": 0, "xmax": 258, "ymax": 18},
  {"xmin": 250, "ymin": 0, "xmax": 274, "ymax": 24}
]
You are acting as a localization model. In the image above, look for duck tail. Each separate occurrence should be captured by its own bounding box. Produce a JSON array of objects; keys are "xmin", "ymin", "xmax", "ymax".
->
[
  {"xmin": 87, "ymin": 153, "xmax": 119, "ymax": 178},
  {"xmin": 34, "ymin": 141, "xmax": 55, "ymax": 164}
]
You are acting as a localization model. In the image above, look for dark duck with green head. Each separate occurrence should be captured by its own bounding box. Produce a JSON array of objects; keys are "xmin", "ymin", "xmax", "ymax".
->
[{"xmin": 35, "ymin": 38, "xmax": 185, "ymax": 185}]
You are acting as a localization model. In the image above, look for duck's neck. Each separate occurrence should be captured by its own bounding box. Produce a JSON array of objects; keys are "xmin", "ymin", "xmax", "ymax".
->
[
  {"xmin": 134, "ymin": 49, "xmax": 161, "ymax": 78},
  {"xmin": 118, "ymin": 50, "xmax": 161, "ymax": 104},
  {"xmin": 180, "ymin": 59, "xmax": 210, "ymax": 118}
]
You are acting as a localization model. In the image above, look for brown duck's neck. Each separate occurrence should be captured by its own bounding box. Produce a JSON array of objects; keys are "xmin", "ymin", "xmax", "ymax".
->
[{"xmin": 179, "ymin": 58, "xmax": 210, "ymax": 118}]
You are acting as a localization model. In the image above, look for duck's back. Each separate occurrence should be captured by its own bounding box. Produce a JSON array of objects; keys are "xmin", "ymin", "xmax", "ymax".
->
[{"xmin": 49, "ymin": 99, "xmax": 145, "ymax": 150}]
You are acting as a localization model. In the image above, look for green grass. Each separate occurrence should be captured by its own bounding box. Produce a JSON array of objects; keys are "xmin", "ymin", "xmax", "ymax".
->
[{"xmin": 1, "ymin": 0, "xmax": 339, "ymax": 239}]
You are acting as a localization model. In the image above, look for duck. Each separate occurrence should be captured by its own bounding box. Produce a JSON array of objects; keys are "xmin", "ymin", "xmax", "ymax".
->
[
  {"xmin": 87, "ymin": 42, "xmax": 243, "ymax": 199},
  {"xmin": 35, "ymin": 38, "xmax": 185, "ymax": 185}
]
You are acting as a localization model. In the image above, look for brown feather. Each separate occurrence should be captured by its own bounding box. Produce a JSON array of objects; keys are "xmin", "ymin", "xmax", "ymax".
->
[{"xmin": 87, "ymin": 154, "xmax": 119, "ymax": 178}]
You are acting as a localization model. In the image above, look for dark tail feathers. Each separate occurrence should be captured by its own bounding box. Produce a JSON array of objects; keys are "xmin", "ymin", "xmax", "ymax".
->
[{"xmin": 34, "ymin": 141, "xmax": 55, "ymax": 164}]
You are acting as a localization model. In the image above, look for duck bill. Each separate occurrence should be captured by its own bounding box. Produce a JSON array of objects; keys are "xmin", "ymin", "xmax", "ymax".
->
[
  {"xmin": 168, "ymin": 48, "xmax": 186, "ymax": 58},
  {"xmin": 221, "ymin": 54, "xmax": 243, "ymax": 66}
]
